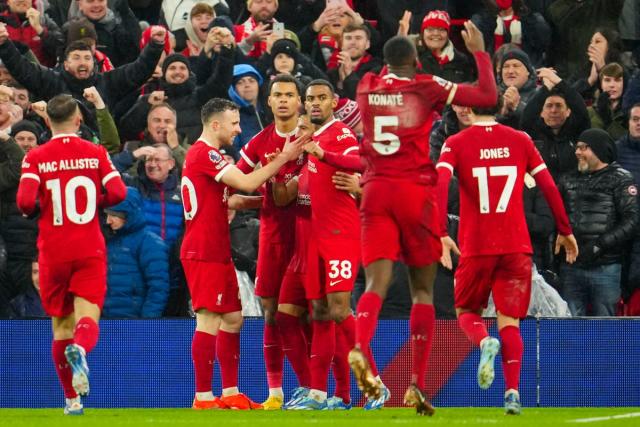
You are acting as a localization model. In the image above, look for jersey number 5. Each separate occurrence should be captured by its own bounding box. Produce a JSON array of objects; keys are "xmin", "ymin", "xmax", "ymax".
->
[
  {"xmin": 45, "ymin": 177, "xmax": 97, "ymax": 226},
  {"xmin": 372, "ymin": 116, "xmax": 400, "ymax": 155},
  {"xmin": 472, "ymin": 166, "xmax": 517, "ymax": 214}
]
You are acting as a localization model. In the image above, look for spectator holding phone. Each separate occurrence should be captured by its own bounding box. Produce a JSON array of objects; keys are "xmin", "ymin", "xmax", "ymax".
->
[{"xmin": 235, "ymin": 0, "xmax": 281, "ymax": 58}]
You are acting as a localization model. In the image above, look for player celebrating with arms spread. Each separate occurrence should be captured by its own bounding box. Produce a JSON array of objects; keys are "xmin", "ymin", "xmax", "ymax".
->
[
  {"xmin": 17, "ymin": 94, "xmax": 127, "ymax": 415},
  {"xmin": 436, "ymin": 103, "xmax": 578, "ymax": 415},
  {"xmin": 182, "ymin": 98, "xmax": 307, "ymax": 410},
  {"xmin": 350, "ymin": 22, "xmax": 498, "ymax": 415}
]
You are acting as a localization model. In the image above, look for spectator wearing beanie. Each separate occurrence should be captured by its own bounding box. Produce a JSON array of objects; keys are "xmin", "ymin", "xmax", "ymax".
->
[
  {"xmin": 558, "ymin": 128, "xmax": 638, "ymax": 316},
  {"xmin": 228, "ymin": 63, "xmax": 269, "ymax": 151},
  {"xmin": 66, "ymin": 0, "xmax": 142, "ymax": 67},
  {"xmin": 0, "ymin": 0, "xmax": 65, "ymax": 67},
  {"xmin": 64, "ymin": 17, "xmax": 114, "ymax": 73},
  {"xmin": 120, "ymin": 49, "xmax": 234, "ymax": 144},
  {"xmin": 471, "ymin": 0, "xmax": 550, "ymax": 67},
  {"xmin": 255, "ymin": 36, "xmax": 327, "ymax": 86},
  {"xmin": 418, "ymin": 10, "xmax": 476, "ymax": 84},
  {"xmin": 497, "ymin": 46, "xmax": 538, "ymax": 125},
  {"xmin": 10, "ymin": 120, "xmax": 42, "ymax": 153},
  {"xmin": 182, "ymin": 2, "xmax": 215, "ymax": 57},
  {"xmin": 333, "ymin": 97, "xmax": 362, "ymax": 137}
]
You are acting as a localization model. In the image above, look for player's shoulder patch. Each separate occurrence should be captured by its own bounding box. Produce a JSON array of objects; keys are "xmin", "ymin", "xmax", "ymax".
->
[
  {"xmin": 433, "ymin": 75, "xmax": 454, "ymax": 91},
  {"xmin": 208, "ymin": 149, "xmax": 222, "ymax": 164}
]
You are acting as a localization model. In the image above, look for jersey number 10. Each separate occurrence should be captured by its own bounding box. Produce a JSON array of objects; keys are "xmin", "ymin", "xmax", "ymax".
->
[
  {"xmin": 45, "ymin": 177, "xmax": 97, "ymax": 226},
  {"xmin": 472, "ymin": 166, "xmax": 517, "ymax": 214}
]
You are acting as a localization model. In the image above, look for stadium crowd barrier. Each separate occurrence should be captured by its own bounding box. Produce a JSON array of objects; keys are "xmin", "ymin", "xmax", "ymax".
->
[{"xmin": 1, "ymin": 318, "xmax": 638, "ymax": 408}]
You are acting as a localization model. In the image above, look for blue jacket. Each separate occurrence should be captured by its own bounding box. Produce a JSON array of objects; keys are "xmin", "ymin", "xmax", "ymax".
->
[
  {"xmin": 228, "ymin": 64, "xmax": 268, "ymax": 151},
  {"xmin": 104, "ymin": 187, "xmax": 169, "ymax": 318}
]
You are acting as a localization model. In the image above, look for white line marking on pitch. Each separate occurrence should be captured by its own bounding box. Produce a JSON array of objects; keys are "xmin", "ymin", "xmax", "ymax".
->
[{"xmin": 568, "ymin": 412, "xmax": 640, "ymax": 423}]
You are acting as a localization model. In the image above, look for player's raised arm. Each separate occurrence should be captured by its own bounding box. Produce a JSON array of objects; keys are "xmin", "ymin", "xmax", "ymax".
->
[
  {"xmin": 97, "ymin": 145, "xmax": 127, "ymax": 208},
  {"xmin": 449, "ymin": 21, "xmax": 498, "ymax": 108},
  {"xmin": 16, "ymin": 150, "xmax": 39, "ymax": 216}
]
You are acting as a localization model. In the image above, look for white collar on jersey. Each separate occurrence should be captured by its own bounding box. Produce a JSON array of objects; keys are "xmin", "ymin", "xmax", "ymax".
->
[
  {"xmin": 313, "ymin": 118, "xmax": 337, "ymax": 137},
  {"xmin": 275, "ymin": 126, "xmax": 298, "ymax": 138},
  {"xmin": 382, "ymin": 73, "xmax": 411, "ymax": 81},
  {"xmin": 50, "ymin": 133, "xmax": 79, "ymax": 141},
  {"xmin": 472, "ymin": 120, "xmax": 499, "ymax": 126}
]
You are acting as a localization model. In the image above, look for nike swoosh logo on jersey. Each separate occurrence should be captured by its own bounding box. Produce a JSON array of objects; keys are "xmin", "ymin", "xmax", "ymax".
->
[{"xmin": 329, "ymin": 280, "xmax": 343, "ymax": 287}]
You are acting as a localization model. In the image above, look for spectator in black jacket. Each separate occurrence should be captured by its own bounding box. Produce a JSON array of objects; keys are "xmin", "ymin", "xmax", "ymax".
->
[
  {"xmin": 417, "ymin": 10, "xmax": 476, "ymax": 84},
  {"xmin": 119, "ymin": 46, "xmax": 234, "ymax": 144},
  {"xmin": 521, "ymin": 67, "xmax": 591, "ymax": 180},
  {"xmin": 327, "ymin": 23, "xmax": 382, "ymax": 100},
  {"xmin": 558, "ymin": 128, "xmax": 639, "ymax": 316},
  {"xmin": 0, "ymin": 25, "xmax": 167, "ymax": 133}
]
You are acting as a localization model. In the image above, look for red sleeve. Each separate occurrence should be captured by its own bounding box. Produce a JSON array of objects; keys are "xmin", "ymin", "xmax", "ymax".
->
[
  {"xmin": 436, "ymin": 166, "xmax": 453, "ymax": 237},
  {"xmin": 533, "ymin": 167, "xmax": 573, "ymax": 236},
  {"xmin": 237, "ymin": 138, "xmax": 260, "ymax": 174},
  {"xmin": 322, "ymin": 151, "xmax": 364, "ymax": 172},
  {"xmin": 451, "ymin": 52, "xmax": 498, "ymax": 107},
  {"xmin": 102, "ymin": 177, "xmax": 127, "ymax": 207},
  {"xmin": 16, "ymin": 150, "xmax": 39, "ymax": 215}
]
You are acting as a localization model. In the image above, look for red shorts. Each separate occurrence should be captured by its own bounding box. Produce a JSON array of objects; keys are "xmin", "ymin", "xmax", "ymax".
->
[
  {"xmin": 279, "ymin": 268, "xmax": 307, "ymax": 307},
  {"xmin": 182, "ymin": 259, "xmax": 242, "ymax": 314},
  {"xmin": 454, "ymin": 253, "xmax": 532, "ymax": 319},
  {"xmin": 39, "ymin": 257, "xmax": 107, "ymax": 317},
  {"xmin": 305, "ymin": 238, "xmax": 359, "ymax": 300},
  {"xmin": 255, "ymin": 242, "xmax": 293, "ymax": 298},
  {"xmin": 361, "ymin": 179, "xmax": 441, "ymax": 267}
]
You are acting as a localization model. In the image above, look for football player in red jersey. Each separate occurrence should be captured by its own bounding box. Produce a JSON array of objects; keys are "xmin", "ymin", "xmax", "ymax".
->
[
  {"xmin": 16, "ymin": 94, "xmax": 127, "ymax": 415},
  {"xmin": 181, "ymin": 98, "xmax": 307, "ymax": 410},
  {"xmin": 287, "ymin": 80, "xmax": 360, "ymax": 410},
  {"xmin": 349, "ymin": 22, "xmax": 499, "ymax": 415},
  {"xmin": 436, "ymin": 103, "xmax": 578, "ymax": 415},
  {"xmin": 235, "ymin": 74, "xmax": 309, "ymax": 409}
]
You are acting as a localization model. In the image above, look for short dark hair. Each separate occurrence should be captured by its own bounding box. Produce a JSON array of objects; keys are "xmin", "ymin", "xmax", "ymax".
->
[
  {"xmin": 599, "ymin": 62, "xmax": 624, "ymax": 80},
  {"xmin": 630, "ymin": 102, "xmax": 640, "ymax": 112},
  {"xmin": 149, "ymin": 102, "xmax": 177, "ymax": 118},
  {"xmin": 383, "ymin": 36, "xmax": 417, "ymax": 67},
  {"xmin": 544, "ymin": 89, "xmax": 568, "ymax": 103},
  {"xmin": 305, "ymin": 79, "xmax": 335, "ymax": 96},
  {"xmin": 268, "ymin": 73, "xmax": 302, "ymax": 96},
  {"xmin": 46, "ymin": 94, "xmax": 79, "ymax": 124},
  {"xmin": 64, "ymin": 41, "xmax": 93, "ymax": 60},
  {"xmin": 201, "ymin": 98, "xmax": 239, "ymax": 124},
  {"xmin": 343, "ymin": 23, "xmax": 371, "ymax": 40},
  {"xmin": 473, "ymin": 95, "xmax": 502, "ymax": 117}
]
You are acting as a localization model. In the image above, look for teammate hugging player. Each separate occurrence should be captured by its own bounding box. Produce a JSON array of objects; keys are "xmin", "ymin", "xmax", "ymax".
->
[
  {"xmin": 16, "ymin": 94, "xmax": 127, "ymax": 415},
  {"xmin": 436, "ymin": 102, "xmax": 578, "ymax": 415},
  {"xmin": 181, "ymin": 98, "xmax": 307, "ymax": 410},
  {"xmin": 349, "ymin": 21, "xmax": 499, "ymax": 415}
]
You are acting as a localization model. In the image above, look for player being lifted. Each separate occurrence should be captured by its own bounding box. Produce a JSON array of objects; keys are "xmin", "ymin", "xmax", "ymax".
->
[
  {"xmin": 436, "ymin": 102, "xmax": 578, "ymax": 415},
  {"xmin": 235, "ymin": 74, "xmax": 310, "ymax": 409},
  {"xmin": 288, "ymin": 80, "xmax": 360, "ymax": 410},
  {"xmin": 181, "ymin": 98, "xmax": 307, "ymax": 410},
  {"xmin": 16, "ymin": 94, "xmax": 127, "ymax": 415},
  {"xmin": 349, "ymin": 22, "xmax": 499, "ymax": 415}
]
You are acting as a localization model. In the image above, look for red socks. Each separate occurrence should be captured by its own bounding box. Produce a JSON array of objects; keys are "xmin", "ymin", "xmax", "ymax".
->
[
  {"xmin": 74, "ymin": 317, "xmax": 99, "ymax": 353},
  {"xmin": 499, "ymin": 325, "xmax": 523, "ymax": 391},
  {"xmin": 458, "ymin": 312, "xmax": 489, "ymax": 347},
  {"xmin": 276, "ymin": 311, "xmax": 311, "ymax": 387},
  {"xmin": 309, "ymin": 320, "xmax": 335, "ymax": 392},
  {"xmin": 217, "ymin": 330, "xmax": 240, "ymax": 390},
  {"xmin": 263, "ymin": 323, "xmax": 283, "ymax": 389},
  {"xmin": 355, "ymin": 292, "xmax": 382, "ymax": 376},
  {"xmin": 52, "ymin": 339, "xmax": 76, "ymax": 398},
  {"xmin": 333, "ymin": 315, "xmax": 355, "ymax": 403},
  {"xmin": 192, "ymin": 330, "xmax": 216, "ymax": 392},
  {"xmin": 410, "ymin": 303, "xmax": 435, "ymax": 389}
]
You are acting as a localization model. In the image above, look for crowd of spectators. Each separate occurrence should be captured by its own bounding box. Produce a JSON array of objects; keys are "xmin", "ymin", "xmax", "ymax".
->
[{"xmin": 1, "ymin": 0, "xmax": 640, "ymax": 319}]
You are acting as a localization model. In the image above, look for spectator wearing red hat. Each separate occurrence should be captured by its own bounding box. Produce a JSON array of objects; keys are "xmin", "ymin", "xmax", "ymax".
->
[
  {"xmin": 418, "ymin": 10, "xmax": 476, "ymax": 83},
  {"xmin": 0, "ymin": 0, "xmax": 65, "ymax": 67},
  {"xmin": 327, "ymin": 23, "xmax": 382, "ymax": 101},
  {"xmin": 333, "ymin": 96, "xmax": 362, "ymax": 137}
]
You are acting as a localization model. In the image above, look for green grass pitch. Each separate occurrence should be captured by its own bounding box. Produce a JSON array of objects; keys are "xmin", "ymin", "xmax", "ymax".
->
[{"xmin": 1, "ymin": 408, "xmax": 640, "ymax": 427}]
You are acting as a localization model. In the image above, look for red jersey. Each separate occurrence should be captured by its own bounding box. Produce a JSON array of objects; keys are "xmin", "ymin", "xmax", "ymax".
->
[
  {"xmin": 289, "ymin": 164, "xmax": 311, "ymax": 273},
  {"xmin": 307, "ymin": 119, "xmax": 360, "ymax": 240},
  {"xmin": 436, "ymin": 122, "xmax": 548, "ymax": 256},
  {"xmin": 237, "ymin": 123, "xmax": 303, "ymax": 244},
  {"xmin": 18, "ymin": 134, "xmax": 122, "ymax": 262},
  {"xmin": 357, "ymin": 72, "xmax": 456, "ymax": 184},
  {"xmin": 180, "ymin": 140, "xmax": 233, "ymax": 262}
]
